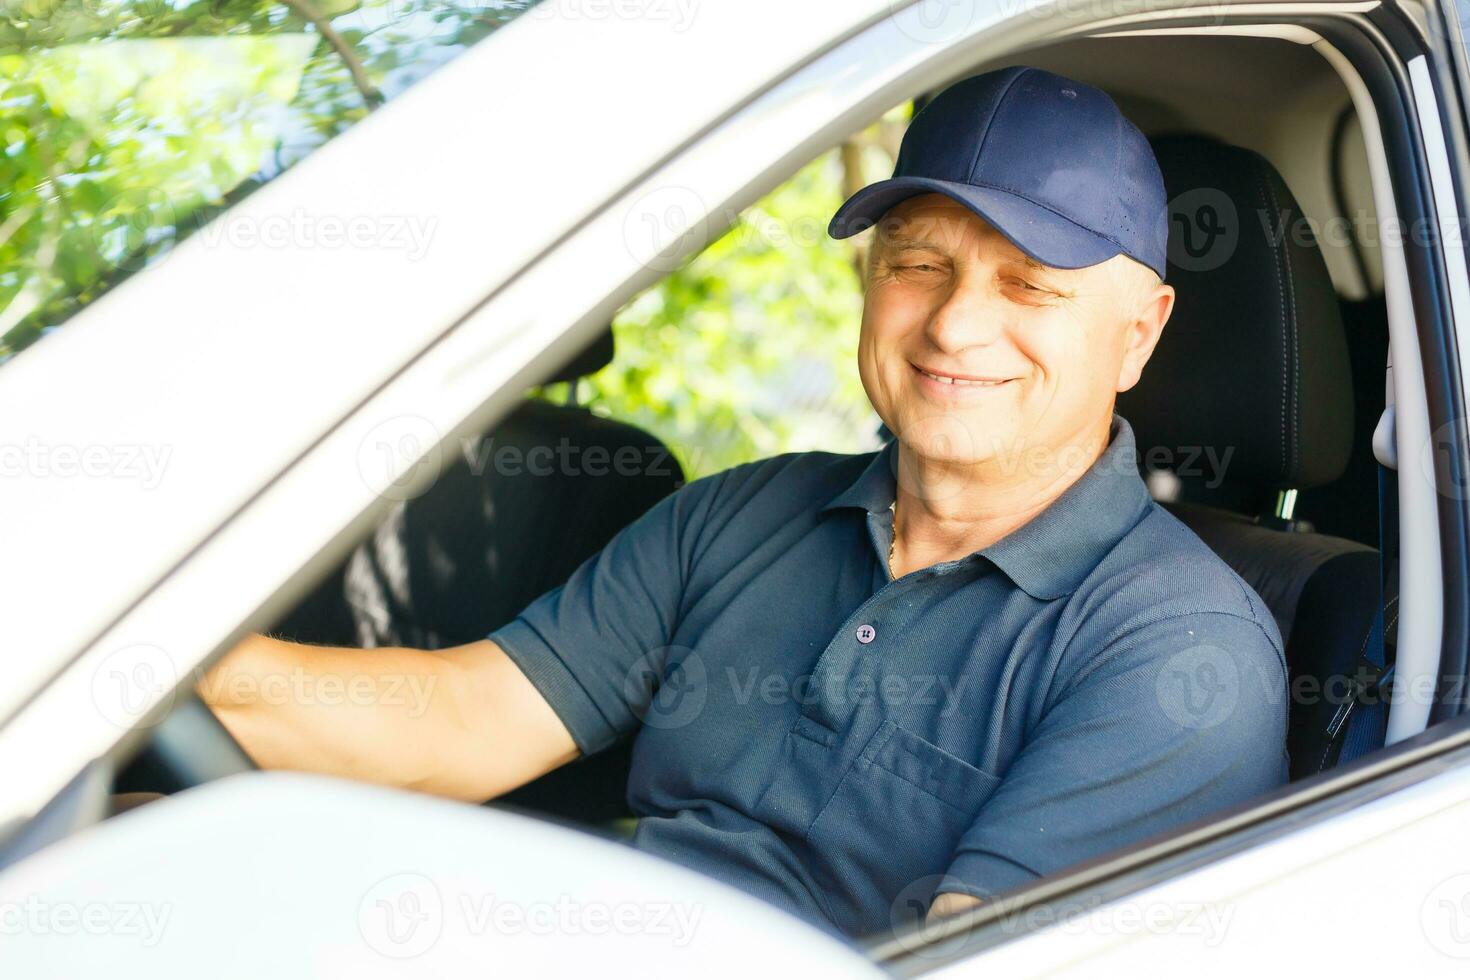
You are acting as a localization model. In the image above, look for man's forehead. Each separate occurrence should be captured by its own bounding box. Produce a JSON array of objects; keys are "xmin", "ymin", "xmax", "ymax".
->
[{"xmin": 876, "ymin": 195, "xmax": 1051, "ymax": 270}]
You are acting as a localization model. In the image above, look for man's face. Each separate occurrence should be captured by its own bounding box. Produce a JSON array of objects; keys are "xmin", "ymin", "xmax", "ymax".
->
[{"xmin": 858, "ymin": 194, "xmax": 1172, "ymax": 474}]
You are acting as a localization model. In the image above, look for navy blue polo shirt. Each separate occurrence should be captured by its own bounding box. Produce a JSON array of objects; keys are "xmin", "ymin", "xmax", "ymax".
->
[{"xmin": 490, "ymin": 414, "xmax": 1288, "ymax": 937}]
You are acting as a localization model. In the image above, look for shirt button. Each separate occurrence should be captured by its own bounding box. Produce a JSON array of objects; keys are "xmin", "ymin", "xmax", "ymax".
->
[{"xmin": 855, "ymin": 624, "xmax": 876, "ymax": 644}]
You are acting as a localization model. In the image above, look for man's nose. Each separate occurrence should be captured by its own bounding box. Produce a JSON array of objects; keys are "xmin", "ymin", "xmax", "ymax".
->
[{"xmin": 923, "ymin": 281, "xmax": 1009, "ymax": 353}]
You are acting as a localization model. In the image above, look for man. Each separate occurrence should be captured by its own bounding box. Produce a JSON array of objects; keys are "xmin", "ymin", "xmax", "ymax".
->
[{"xmin": 204, "ymin": 67, "xmax": 1288, "ymax": 938}]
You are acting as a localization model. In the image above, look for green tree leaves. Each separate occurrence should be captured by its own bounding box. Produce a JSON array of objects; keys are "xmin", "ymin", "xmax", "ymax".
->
[
  {"xmin": 577, "ymin": 154, "xmax": 880, "ymax": 479},
  {"xmin": 0, "ymin": 0, "xmax": 537, "ymax": 363}
]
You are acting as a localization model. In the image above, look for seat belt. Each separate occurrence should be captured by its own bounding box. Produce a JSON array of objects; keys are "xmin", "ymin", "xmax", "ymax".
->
[{"xmin": 1337, "ymin": 402, "xmax": 1399, "ymax": 766}]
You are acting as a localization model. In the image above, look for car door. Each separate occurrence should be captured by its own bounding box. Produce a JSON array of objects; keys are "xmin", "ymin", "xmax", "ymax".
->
[
  {"xmin": 5, "ymin": 0, "xmax": 1470, "ymax": 974},
  {"xmin": 0, "ymin": 0, "xmax": 904, "ymax": 828}
]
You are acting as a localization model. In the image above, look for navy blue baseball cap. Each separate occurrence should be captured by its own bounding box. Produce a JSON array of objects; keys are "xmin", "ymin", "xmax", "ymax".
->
[{"xmin": 830, "ymin": 66, "xmax": 1169, "ymax": 280}]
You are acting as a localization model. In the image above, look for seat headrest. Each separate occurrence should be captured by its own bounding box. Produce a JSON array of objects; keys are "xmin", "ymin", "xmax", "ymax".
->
[
  {"xmin": 547, "ymin": 327, "xmax": 615, "ymax": 384},
  {"xmin": 1117, "ymin": 135, "xmax": 1354, "ymax": 491}
]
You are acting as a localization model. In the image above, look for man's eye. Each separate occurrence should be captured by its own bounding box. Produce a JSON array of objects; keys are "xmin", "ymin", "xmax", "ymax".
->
[
  {"xmin": 1008, "ymin": 277, "xmax": 1052, "ymax": 295},
  {"xmin": 900, "ymin": 263, "xmax": 941, "ymax": 273}
]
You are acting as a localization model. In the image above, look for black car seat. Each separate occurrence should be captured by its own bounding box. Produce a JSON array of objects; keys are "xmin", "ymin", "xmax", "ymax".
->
[
  {"xmin": 274, "ymin": 327, "xmax": 683, "ymax": 821},
  {"xmin": 1118, "ymin": 135, "xmax": 1391, "ymax": 778}
]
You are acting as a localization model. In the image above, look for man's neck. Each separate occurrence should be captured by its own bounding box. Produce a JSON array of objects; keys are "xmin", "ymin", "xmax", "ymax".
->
[{"xmin": 889, "ymin": 417, "xmax": 1113, "ymax": 577}]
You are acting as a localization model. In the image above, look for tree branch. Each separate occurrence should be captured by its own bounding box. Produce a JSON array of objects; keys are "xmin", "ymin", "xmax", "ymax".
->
[{"xmin": 280, "ymin": 0, "xmax": 383, "ymax": 109}]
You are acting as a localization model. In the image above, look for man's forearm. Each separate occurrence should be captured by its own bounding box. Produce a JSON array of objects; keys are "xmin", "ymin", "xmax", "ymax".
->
[{"xmin": 199, "ymin": 634, "xmax": 579, "ymax": 802}]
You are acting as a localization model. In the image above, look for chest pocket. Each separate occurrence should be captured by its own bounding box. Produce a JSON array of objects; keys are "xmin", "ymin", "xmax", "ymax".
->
[{"xmin": 804, "ymin": 719, "xmax": 1000, "ymax": 937}]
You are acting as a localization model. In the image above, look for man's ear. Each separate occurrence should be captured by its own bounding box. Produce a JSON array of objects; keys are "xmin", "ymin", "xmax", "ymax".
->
[{"xmin": 1116, "ymin": 276, "xmax": 1175, "ymax": 394}]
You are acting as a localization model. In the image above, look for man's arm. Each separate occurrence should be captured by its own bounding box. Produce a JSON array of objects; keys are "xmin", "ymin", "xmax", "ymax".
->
[
  {"xmin": 199, "ymin": 634, "xmax": 579, "ymax": 802},
  {"xmin": 199, "ymin": 466, "xmax": 719, "ymax": 802}
]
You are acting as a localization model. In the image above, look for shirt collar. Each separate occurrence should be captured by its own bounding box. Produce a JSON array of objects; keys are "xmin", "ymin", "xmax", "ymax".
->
[{"xmin": 821, "ymin": 414, "xmax": 1151, "ymax": 600}]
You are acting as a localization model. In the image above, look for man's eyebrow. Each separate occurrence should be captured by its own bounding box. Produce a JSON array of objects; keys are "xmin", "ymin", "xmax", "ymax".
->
[
  {"xmin": 880, "ymin": 235, "xmax": 1059, "ymax": 271},
  {"xmin": 1011, "ymin": 253, "xmax": 1057, "ymax": 273},
  {"xmin": 876, "ymin": 235, "xmax": 943, "ymax": 253}
]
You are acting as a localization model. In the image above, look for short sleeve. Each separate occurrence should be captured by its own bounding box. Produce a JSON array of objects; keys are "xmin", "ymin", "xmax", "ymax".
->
[
  {"xmin": 937, "ymin": 610, "xmax": 1289, "ymax": 901},
  {"xmin": 489, "ymin": 469, "xmax": 728, "ymax": 756}
]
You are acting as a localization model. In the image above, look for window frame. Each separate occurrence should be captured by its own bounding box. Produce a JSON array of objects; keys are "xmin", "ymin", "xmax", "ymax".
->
[{"xmin": 878, "ymin": 3, "xmax": 1470, "ymax": 969}]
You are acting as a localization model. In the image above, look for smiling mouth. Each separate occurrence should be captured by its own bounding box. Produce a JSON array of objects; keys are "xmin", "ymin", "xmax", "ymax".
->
[{"xmin": 912, "ymin": 364, "xmax": 1014, "ymax": 387}]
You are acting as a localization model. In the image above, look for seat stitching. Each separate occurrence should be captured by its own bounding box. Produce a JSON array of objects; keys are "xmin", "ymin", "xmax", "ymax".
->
[
  {"xmin": 1355, "ymin": 605, "xmax": 1375, "ymax": 659},
  {"xmin": 1263, "ymin": 172, "xmax": 1301, "ymax": 482},
  {"xmin": 1254, "ymin": 166, "xmax": 1290, "ymax": 482},
  {"xmin": 1354, "ymin": 593, "xmax": 1398, "ymax": 661}
]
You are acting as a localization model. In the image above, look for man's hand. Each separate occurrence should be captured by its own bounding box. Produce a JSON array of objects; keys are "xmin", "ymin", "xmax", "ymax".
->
[
  {"xmin": 928, "ymin": 892, "xmax": 983, "ymax": 923},
  {"xmin": 199, "ymin": 634, "xmax": 579, "ymax": 802}
]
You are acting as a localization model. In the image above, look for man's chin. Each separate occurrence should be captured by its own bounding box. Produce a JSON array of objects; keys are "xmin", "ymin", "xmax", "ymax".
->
[{"xmin": 890, "ymin": 412, "xmax": 1016, "ymax": 468}]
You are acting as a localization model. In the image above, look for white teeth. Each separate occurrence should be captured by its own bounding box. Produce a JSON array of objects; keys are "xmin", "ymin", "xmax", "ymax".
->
[{"xmin": 921, "ymin": 370, "xmax": 1005, "ymax": 387}]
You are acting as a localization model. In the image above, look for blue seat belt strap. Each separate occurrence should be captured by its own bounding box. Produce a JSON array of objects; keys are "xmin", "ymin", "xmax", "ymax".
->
[{"xmin": 1338, "ymin": 463, "xmax": 1395, "ymax": 764}]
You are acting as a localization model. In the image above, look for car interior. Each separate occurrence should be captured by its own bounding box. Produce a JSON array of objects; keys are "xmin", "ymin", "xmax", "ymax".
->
[{"xmin": 110, "ymin": 27, "xmax": 1402, "ymax": 933}]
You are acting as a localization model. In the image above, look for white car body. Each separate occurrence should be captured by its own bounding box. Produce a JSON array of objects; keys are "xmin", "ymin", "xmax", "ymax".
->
[{"xmin": 4, "ymin": 0, "xmax": 1470, "ymax": 974}]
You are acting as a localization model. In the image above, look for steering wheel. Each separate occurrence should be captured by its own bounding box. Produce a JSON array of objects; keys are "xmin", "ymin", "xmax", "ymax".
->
[{"xmin": 117, "ymin": 693, "xmax": 256, "ymax": 794}]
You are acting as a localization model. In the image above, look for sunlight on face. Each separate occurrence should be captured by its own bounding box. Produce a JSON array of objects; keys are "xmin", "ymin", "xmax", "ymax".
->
[{"xmin": 857, "ymin": 194, "xmax": 1167, "ymax": 478}]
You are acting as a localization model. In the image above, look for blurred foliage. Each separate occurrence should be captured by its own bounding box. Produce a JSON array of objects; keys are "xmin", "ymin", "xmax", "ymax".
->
[
  {"xmin": 556, "ymin": 154, "xmax": 883, "ymax": 480},
  {"xmin": 3, "ymin": 0, "xmax": 890, "ymax": 478},
  {"xmin": 0, "ymin": 0, "xmax": 536, "ymax": 361}
]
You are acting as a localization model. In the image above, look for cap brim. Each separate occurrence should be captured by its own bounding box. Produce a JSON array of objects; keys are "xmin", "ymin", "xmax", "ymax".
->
[{"xmin": 828, "ymin": 176, "xmax": 1130, "ymax": 274}]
